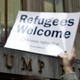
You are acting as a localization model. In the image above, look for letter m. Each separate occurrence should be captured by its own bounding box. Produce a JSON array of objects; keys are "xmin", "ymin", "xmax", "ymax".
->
[{"xmin": 21, "ymin": 57, "xmax": 32, "ymax": 71}]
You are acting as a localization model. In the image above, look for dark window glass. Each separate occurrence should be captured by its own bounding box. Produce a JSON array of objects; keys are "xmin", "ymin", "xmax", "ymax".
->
[
  {"xmin": 0, "ymin": 0, "xmax": 5, "ymax": 43},
  {"xmin": 44, "ymin": 0, "xmax": 63, "ymax": 12}
]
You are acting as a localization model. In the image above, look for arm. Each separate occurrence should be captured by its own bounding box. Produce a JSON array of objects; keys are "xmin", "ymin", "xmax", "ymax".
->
[
  {"xmin": 61, "ymin": 72, "xmax": 78, "ymax": 80},
  {"xmin": 60, "ymin": 48, "xmax": 78, "ymax": 80}
]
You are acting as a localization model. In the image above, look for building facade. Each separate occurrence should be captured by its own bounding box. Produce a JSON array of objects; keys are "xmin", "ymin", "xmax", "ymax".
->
[{"xmin": 0, "ymin": 0, "xmax": 80, "ymax": 80}]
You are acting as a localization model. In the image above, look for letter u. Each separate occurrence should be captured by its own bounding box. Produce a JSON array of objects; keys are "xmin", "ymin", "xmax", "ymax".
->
[{"xmin": 4, "ymin": 53, "xmax": 14, "ymax": 69}]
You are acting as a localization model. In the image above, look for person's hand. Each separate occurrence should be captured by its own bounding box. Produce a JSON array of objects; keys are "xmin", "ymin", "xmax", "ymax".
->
[{"xmin": 60, "ymin": 48, "xmax": 76, "ymax": 74}]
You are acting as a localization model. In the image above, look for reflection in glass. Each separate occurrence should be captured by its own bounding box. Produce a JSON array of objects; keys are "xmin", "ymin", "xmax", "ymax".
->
[
  {"xmin": 8, "ymin": 0, "xmax": 21, "ymax": 27},
  {"xmin": 0, "ymin": 0, "xmax": 4, "ymax": 42},
  {"xmin": 44, "ymin": 0, "xmax": 54, "ymax": 12},
  {"xmin": 44, "ymin": 0, "xmax": 63, "ymax": 12},
  {"xmin": 55, "ymin": 0, "xmax": 63, "ymax": 12}
]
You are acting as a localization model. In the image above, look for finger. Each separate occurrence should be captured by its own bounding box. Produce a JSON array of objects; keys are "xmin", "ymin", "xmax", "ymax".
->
[
  {"xmin": 57, "ymin": 51, "xmax": 67, "ymax": 59},
  {"xmin": 63, "ymin": 53, "xmax": 68, "ymax": 61},
  {"xmin": 71, "ymin": 47, "xmax": 75, "ymax": 55},
  {"xmin": 70, "ymin": 47, "xmax": 76, "ymax": 59},
  {"xmin": 63, "ymin": 51, "xmax": 68, "ymax": 58},
  {"xmin": 63, "ymin": 53, "xmax": 69, "ymax": 64}
]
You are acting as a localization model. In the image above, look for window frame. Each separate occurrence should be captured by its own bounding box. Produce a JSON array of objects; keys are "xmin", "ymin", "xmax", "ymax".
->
[
  {"xmin": 0, "ymin": 0, "xmax": 22, "ymax": 47},
  {"xmin": 0, "ymin": 0, "xmax": 65, "ymax": 46}
]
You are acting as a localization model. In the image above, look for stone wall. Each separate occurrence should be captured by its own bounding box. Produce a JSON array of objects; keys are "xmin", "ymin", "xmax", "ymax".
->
[{"xmin": 0, "ymin": 47, "xmax": 79, "ymax": 79}]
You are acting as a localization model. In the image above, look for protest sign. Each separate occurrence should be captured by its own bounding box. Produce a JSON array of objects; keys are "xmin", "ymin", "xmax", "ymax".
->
[{"xmin": 4, "ymin": 11, "xmax": 80, "ymax": 56}]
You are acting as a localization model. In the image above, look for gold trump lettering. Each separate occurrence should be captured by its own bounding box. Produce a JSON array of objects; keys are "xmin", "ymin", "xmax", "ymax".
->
[
  {"xmin": 3, "ymin": 52, "xmax": 45, "ymax": 73},
  {"xmin": 21, "ymin": 57, "xmax": 32, "ymax": 71},
  {"xmin": 4, "ymin": 53, "xmax": 14, "ymax": 69},
  {"xmin": 38, "ymin": 60, "xmax": 45, "ymax": 73}
]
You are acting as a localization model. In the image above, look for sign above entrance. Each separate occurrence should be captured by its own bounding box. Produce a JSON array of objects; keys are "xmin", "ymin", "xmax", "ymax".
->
[{"xmin": 5, "ymin": 11, "xmax": 80, "ymax": 56}]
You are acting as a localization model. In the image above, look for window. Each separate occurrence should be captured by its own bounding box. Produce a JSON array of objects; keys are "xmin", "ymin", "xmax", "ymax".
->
[
  {"xmin": 0, "ymin": 0, "xmax": 21, "ymax": 43},
  {"xmin": 8, "ymin": 0, "xmax": 21, "ymax": 27},
  {"xmin": 0, "ymin": 0, "xmax": 64, "ymax": 44},
  {"xmin": 55, "ymin": 0, "xmax": 64, "ymax": 12},
  {"xmin": 0, "ymin": 0, "xmax": 5, "ymax": 43},
  {"xmin": 44, "ymin": 0, "xmax": 64, "ymax": 12},
  {"xmin": 44, "ymin": 0, "xmax": 54, "ymax": 12}
]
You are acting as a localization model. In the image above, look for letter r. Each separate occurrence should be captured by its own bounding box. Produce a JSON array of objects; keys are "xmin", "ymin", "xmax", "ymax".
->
[{"xmin": 20, "ymin": 15, "xmax": 27, "ymax": 22}]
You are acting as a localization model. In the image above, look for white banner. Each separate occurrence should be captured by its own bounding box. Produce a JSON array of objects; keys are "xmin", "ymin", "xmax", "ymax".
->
[{"xmin": 5, "ymin": 11, "xmax": 80, "ymax": 56}]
